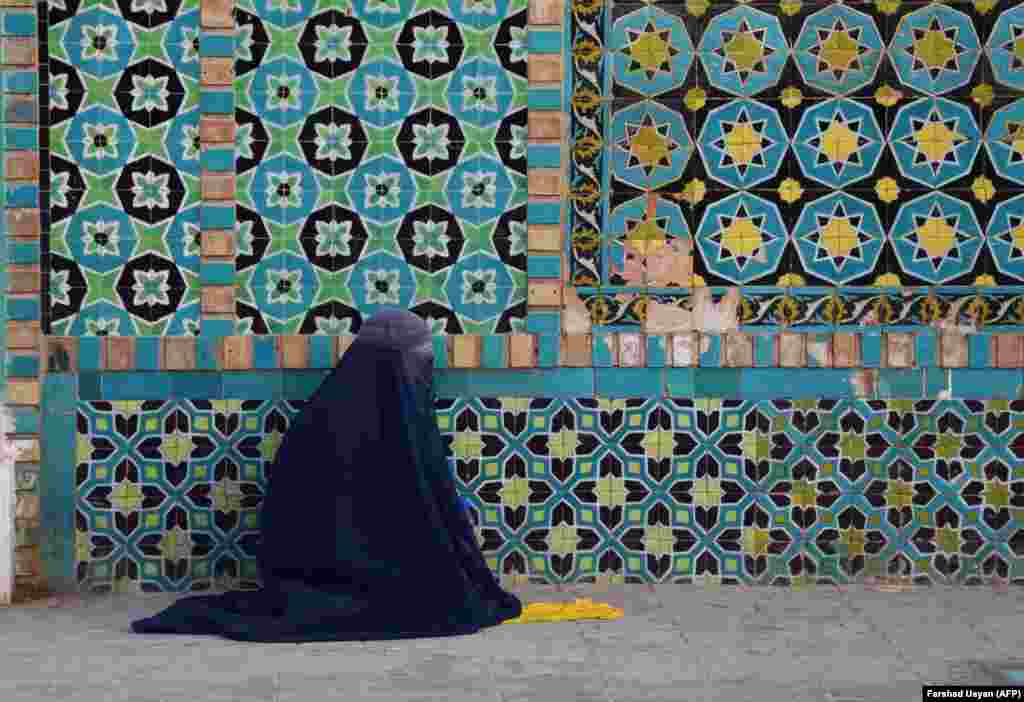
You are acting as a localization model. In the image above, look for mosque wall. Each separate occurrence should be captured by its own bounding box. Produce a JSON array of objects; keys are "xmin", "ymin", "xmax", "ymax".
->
[{"xmin": 7, "ymin": 0, "xmax": 1024, "ymax": 593}]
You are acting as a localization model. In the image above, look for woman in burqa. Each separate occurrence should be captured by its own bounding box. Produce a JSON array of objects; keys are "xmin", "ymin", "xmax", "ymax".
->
[{"xmin": 131, "ymin": 308, "xmax": 523, "ymax": 642}]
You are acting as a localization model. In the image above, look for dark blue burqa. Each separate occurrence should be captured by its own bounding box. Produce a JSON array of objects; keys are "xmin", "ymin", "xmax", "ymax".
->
[{"xmin": 131, "ymin": 309, "xmax": 522, "ymax": 642}]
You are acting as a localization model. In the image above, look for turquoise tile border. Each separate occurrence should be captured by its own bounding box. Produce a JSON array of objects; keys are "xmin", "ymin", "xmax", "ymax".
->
[
  {"xmin": 436, "ymin": 369, "xmax": 593, "ymax": 399},
  {"xmin": 54, "ymin": 365, "xmax": 1024, "ymax": 404},
  {"xmin": 916, "ymin": 331, "xmax": 938, "ymax": 367},
  {"xmin": 595, "ymin": 368, "xmax": 663, "ymax": 398},
  {"xmin": 309, "ymin": 336, "xmax": 335, "ymax": 370},
  {"xmin": 40, "ymin": 375, "xmax": 77, "ymax": 592},
  {"xmin": 862, "ymin": 332, "xmax": 883, "ymax": 368},
  {"xmin": 876, "ymin": 370, "xmax": 925, "ymax": 398},
  {"xmin": 480, "ymin": 335, "xmax": 507, "ymax": 370},
  {"xmin": 136, "ymin": 338, "xmax": 160, "ymax": 371},
  {"xmin": 951, "ymin": 369, "xmax": 1023, "ymax": 399}
]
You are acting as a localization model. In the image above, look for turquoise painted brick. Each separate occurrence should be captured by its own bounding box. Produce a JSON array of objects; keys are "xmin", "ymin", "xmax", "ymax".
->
[
  {"xmin": 283, "ymin": 370, "xmax": 328, "ymax": 400},
  {"xmin": 78, "ymin": 372, "xmax": 100, "ymax": 401},
  {"xmin": 42, "ymin": 373, "xmax": 76, "ymax": 415},
  {"xmin": 695, "ymin": 368, "xmax": 742, "ymax": 398},
  {"xmin": 223, "ymin": 371, "xmax": 283, "ymax": 399},
  {"xmin": 7, "ymin": 295, "xmax": 39, "ymax": 320},
  {"xmin": 876, "ymin": 370, "xmax": 924, "ymax": 398},
  {"xmin": 201, "ymin": 204, "xmax": 235, "ymax": 230},
  {"xmin": 39, "ymin": 408, "xmax": 76, "ymax": 591},
  {"xmin": 2, "ymin": 12, "xmax": 35, "ymax": 36},
  {"xmin": 252, "ymin": 336, "xmax": 278, "ymax": 369},
  {"xmin": 436, "ymin": 369, "xmax": 593, "ymax": 399},
  {"xmin": 171, "ymin": 372, "xmax": 222, "ymax": 399},
  {"xmin": 527, "ymin": 88, "xmax": 561, "ymax": 110},
  {"xmin": 737, "ymin": 370, "xmax": 774, "ymax": 399},
  {"xmin": 745, "ymin": 368, "xmax": 847, "ymax": 397},
  {"xmin": 745, "ymin": 368, "xmax": 831, "ymax": 399},
  {"xmin": 646, "ymin": 335, "xmax": 667, "ymax": 367},
  {"xmin": 968, "ymin": 334, "xmax": 991, "ymax": 368},
  {"xmin": 699, "ymin": 334, "xmax": 721, "ymax": 367},
  {"xmin": 200, "ymin": 90, "xmax": 234, "ymax": 114},
  {"xmin": 8, "ymin": 239, "xmax": 38, "ymax": 264},
  {"xmin": 200, "ymin": 261, "xmax": 235, "ymax": 286},
  {"xmin": 528, "ymin": 201, "xmax": 560, "ymax": 225},
  {"xmin": 308, "ymin": 335, "xmax": 334, "ymax": 369},
  {"xmin": 916, "ymin": 330, "xmax": 937, "ymax": 367},
  {"xmin": 862, "ymin": 332, "xmax": 883, "ymax": 368},
  {"xmin": 741, "ymin": 369, "xmax": 783, "ymax": 400},
  {"xmin": 527, "ymin": 254, "xmax": 561, "ymax": 279},
  {"xmin": 527, "ymin": 144, "xmax": 560, "ymax": 168},
  {"xmin": 6, "ymin": 183, "xmax": 36, "ymax": 207},
  {"xmin": 923, "ymin": 368, "xmax": 947, "ymax": 398},
  {"xmin": 79, "ymin": 337, "xmax": 103, "ymax": 371},
  {"xmin": 754, "ymin": 334, "xmax": 774, "ymax": 367},
  {"xmin": 951, "ymin": 369, "xmax": 1021, "ymax": 399},
  {"xmin": 101, "ymin": 372, "xmax": 171, "ymax": 400},
  {"xmin": 592, "ymin": 333, "xmax": 614, "ymax": 367},
  {"xmin": 528, "ymin": 30, "xmax": 562, "ymax": 53},
  {"xmin": 201, "ymin": 318, "xmax": 233, "ymax": 338},
  {"xmin": 201, "ymin": 147, "xmax": 234, "ymax": 172},
  {"xmin": 664, "ymin": 368, "xmax": 694, "ymax": 397},
  {"xmin": 3, "ymin": 70, "xmax": 35, "ymax": 93},
  {"xmin": 5, "ymin": 352, "xmax": 37, "ymax": 377},
  {"xmin": 135, "ymin": 337, "xmax": 160, "ymax": 370},
  {"xmin": 480, "ymin": 335, "xmax": 507, "ymax": 369},
  {"xmin": 806, "ymin": 333, "xmax": 830, "ymax": 367},
  {"xmin": 200, "ymin": 34, "xmax": 235, "ymax": 57},
  {"xmin": 536, "ymin": 334, "xmax": 560, "ymax": 367},
  {"xmin": 526, "ymin": 310, "xmax": 560, "ymax": 335},
  {"xmin": 596, "ymin": 367, "xmax": 662, "ymax": 398},
  {"xmin": 5, "ymin": 126, "xmax": 36, "ymax": 149},
  {"xmin": 195, "ymin": 336, "xmax": 221, "ymax": 370},
  {"xmin": 431, "ymin": 336, "xmax": 449, "ymax": 369}
]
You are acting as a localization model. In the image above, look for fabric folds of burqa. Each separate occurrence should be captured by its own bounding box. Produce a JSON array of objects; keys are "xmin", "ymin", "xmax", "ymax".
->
[{"xmin": 131, "ymin": 308, "xmax": 522, "ymax": 642}]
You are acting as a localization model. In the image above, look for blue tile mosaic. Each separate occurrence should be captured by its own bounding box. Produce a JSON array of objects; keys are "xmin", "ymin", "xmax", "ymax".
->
[
  {"xmin": 569, "ymin": 0, "xmax": 1024, "ymax": 330},
  {"xmin": 64, "ymin": 396, "xmax": 1024, "ymax": 590},
  {"xmin": 44, "ymin": 0, "xmax": 529, "ymax": 337}
]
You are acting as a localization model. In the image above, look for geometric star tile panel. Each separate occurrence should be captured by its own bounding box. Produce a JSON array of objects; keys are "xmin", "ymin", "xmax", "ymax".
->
[
  {"xmin": 74, "ymin": 398, "xmax": 1024, "ymax": 591},
  {"xmin": 569, "ymin": 0, "xmax": 1024, "ymax": 328},
  {"xmin": 233, "ymin": 0, "xmax": 528, "ymax": 336},
  {"xmin": 46, "ymin": 0, "xmax": 205, "ymax": 336},
  {"xmin": 45, "ymin": 0, "xmax": 528, "ymax": 336}
]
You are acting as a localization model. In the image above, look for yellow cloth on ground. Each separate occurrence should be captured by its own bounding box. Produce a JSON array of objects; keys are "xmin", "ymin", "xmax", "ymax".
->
[{"xmin": 501, "ymin": 598, "xmax": 625, "ymax": 624}]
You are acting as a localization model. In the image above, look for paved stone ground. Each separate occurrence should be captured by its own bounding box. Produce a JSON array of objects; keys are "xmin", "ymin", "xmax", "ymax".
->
[{"xmin": 1, "ymin": 583, "xmax": 1023, "ymax": 701}]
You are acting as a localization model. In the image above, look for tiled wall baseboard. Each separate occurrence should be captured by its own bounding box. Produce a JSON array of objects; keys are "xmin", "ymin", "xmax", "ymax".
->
[
  {"xmin": 45, "ymin": 392, "xmax": 1024, "ymax": 591},
  {"xmin": 35, "ymin": 331, "xmax": 1024, "ymax": 373},
  {"xmin": 61, "ymin": 368, "xmax": 1023, "ymax": 402}
]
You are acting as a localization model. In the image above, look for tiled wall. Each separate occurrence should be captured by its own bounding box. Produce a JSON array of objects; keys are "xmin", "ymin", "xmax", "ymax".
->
[
  {"xmin": 45, "ymin": 0, "xmax": 530, "ymax": 337},
  {"xmin": 23, "ymin": 0, "xmax": 1024, "ymax": 595},
  {"xmin": 26, "ymin": 328, "xmax": 1024, "ymax": 592},
  {"xmin": 562, "ymin": 0, "xmax": 1024, "ymax": 334},
  {"xmin": 41, "ymin": 370, "xmax": 1024, "ymax": 591}
]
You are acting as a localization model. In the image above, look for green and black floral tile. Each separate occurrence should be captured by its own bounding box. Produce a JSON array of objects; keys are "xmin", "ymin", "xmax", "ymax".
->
[{"xmin": 45, "ymin": 0, "xmax": 529, "ymax": 336}]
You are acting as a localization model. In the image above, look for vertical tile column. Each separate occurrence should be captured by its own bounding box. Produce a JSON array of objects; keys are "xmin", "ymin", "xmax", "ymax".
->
[
  {"xmin": 1, "ymin": 0, "xmax": 41, "ymax": 588},
  {"xmin": 199, "ymin": 0, "xmax": 235, "ymax": 341},
  {"xmin": 525, "ymin": 0, "xmax": 565, "ymax": 342}
]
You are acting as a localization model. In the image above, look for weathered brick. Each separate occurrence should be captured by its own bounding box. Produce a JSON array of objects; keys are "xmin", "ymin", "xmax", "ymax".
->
[{"xmin": 201, "ymin": 286, "xmax": 234, "ymax": 314}]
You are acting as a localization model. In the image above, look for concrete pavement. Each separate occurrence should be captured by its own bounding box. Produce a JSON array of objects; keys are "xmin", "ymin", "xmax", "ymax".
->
[{"xmin": 1, "ymin": 583, "xmax": 1022, "ymax": 701}]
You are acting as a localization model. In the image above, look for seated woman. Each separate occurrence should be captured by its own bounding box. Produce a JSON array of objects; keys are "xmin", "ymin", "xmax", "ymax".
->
[{"xmin": 131, "ymin": 308, "xmax": 523, "ymax": 642}]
